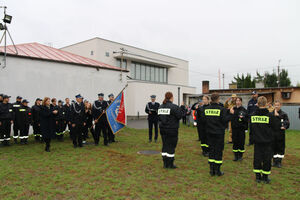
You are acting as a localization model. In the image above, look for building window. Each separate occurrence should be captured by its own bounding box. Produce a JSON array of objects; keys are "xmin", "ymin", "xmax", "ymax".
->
[
  {"xmin": 116, "ymin": 59, "xmax": 127, "ymax": 69},
  {"xmin": 105, "ymin": 52, "xmax": 109, "ymax": 57},
  {"xmin": 91, "ymin": 51, "xmax": 94, "ymax": 55},
  {"xmin": 130, "ymin": 61, "xmax": 168, "ymax": 83}
]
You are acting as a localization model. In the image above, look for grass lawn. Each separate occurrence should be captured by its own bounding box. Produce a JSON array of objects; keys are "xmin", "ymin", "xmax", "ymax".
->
[{"xmin": 0, "ymin": 125, "xmax": 299, "ymax": 200}]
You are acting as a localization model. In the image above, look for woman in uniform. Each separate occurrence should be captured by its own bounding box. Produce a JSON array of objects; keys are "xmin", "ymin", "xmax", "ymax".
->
[{"xmin": 158, "ymin": 92, "xmax": 183, "ymax": 169}]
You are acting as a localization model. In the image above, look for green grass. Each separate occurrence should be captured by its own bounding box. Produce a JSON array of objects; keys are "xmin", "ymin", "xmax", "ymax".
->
[{"xmin": 0, "ymin": 125, "xmax": 299, "ymax": 200}]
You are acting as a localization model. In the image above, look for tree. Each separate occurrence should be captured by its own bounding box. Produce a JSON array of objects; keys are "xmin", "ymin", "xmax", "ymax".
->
[
  {"xmin": 279, "ymin": 69, "xmax": 291, "ymax": 87},
  {"xmin": 233, "ymin": 73, "xmax": 256, "ymax": 88},
  {"xmin": 264, "ymin": 72, "xmax": 278, "ymax": 87}
]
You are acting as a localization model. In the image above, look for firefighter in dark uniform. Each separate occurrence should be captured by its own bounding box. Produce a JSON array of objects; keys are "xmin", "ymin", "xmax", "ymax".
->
[
  {"xmin": 229, "ymin": 97, "xmax": 248, "ymax": 161},
  {"xmin": 203, "ymin": 93, "xmax": 230, "ymax": 176},
  {"xmin": 158, "ymin": 92, "xmax": 183, "ymax": 169},
  {"xmin": 195, "ymin": 95, "xmax": 210, "ymax": 157},
  {"xmin": 145, "ymin": 95, "xmax": 160, "ymax": 143},
  {"xmin": 70, "ymin": 94, "xmax": 86, "ymax": 148},
  {"xmin": 17, "ymin": 99, "xmax": 32, "ymax": 144},
  {"xmin": 0, "ymin": 95, "xmax": 14, "ymax": 146},
  {"xmin": 251, "ymin": 96, "xmax": 275, "ymax": 184},
  {"xmin": 12, "ymin": 96, "xmax": 23, "ymax": 143},
  {"xmin": 63, "ymin": 98, "xmax": 72, "ymax": 137},
  {"xmin": 272, "ymin": 100, "xmax": 290, "ymax": 168},
  {"xmin": 247, "ymin": 91, "xmax": 258, "ymax": 145},
  {"xmin": 56, "ymin": 100, "xmax": 66, "ymax": 141},
  {"xmin": 92, "ymin": 93, "xmax": 109, "ymax": 146},
  {"xmin": 31, "ymin": 98, "xmax": 42, "ymax": 142},
  {"xmin": 50, "ymin": 98, "xmax": 59, "ymax": 137},
  {"xmin": 107, "ymin": 93, "xmax": 116, "ymax": 143}
]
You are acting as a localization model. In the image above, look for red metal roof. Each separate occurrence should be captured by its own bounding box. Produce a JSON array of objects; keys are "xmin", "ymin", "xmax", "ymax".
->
[{"xmin": 0, "ymin": 42, "xmax": 125, "ymax": 71}]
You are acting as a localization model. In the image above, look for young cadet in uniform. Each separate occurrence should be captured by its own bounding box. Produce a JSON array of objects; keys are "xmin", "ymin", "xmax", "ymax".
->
[
  {"xmin": 225, "ymin": 94, "xmax": 237, "ymax": 144},
  {"xmin": 158, "ymin": 92, "xmax": 183, "ymax": 169},
  {"xmin": 247, "ymin": 91, "xmax": 258, "ymax": 146},
  {"xmin": 92, "ymin": 93, "xmax": 109, "ymax": 146},
  {"xmin": 56, "ymin": 100, "xmax": 66, "ymax": 141},
  {"xmin": 229, "ymin": 97, "xmax": 248, "ymax": 161},
  {"xmin": 195, "ymin": 95, "xmax": 210, "ymax": 157},
  {"xmin": 63, "ymin": 98, "xmax": 72, "ymax": 137},
  {"xmin": 272, "ymin": 100, "xmax": 290, "ymax": 168},
  {"xmin": 145, "ymin": 95, "xmax": 160, "ymax": 143},
  {"xmin": 107, "ymin": 94, "xmax": 116, "ymax": 143},
  {"xmin": 70, "ymin": 94, "xmax": 86, "ymax": 148},
  {"xmin": 12, "ymin": 96, "xmax": 23, "ymax": 143},
  {"xmin": 17, "ymin": 99, "xmax": 32, "ymax": 144},
  {"xmin": 0, "ymin": 95, "xmax": 14, "ymax": 146},
  {"xmin": 31, "ymin": 98, "xmax": 42, "ymax": 142},
  {"xmin": 203, "ymin": 93, "xmax": 230, "ymax": 176},
  {"xmin": 251, "ymin": 96, "xmax": 275, "ymax": 184},
  {"xmin": 83, "ymin": 101, "xmax": 94, "ymax": 143}
]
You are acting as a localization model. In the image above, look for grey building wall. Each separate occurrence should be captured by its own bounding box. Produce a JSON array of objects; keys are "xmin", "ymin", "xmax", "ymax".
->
[{"xmin": 281, "ymin": 105, "xmax": 300, "ymax": 130}]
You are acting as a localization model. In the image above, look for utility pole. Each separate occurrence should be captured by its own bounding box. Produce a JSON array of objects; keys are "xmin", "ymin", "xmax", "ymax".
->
[
  {"xmin": 277, "ymin": 59, "xmax": 281, "ymax": 87},
  {"xmin": 218, "ymin": 69, "xmax": 221, "ymax": 89},
  {"xmin": 222, "ymin": 73, "xmax": 225, "ymax": 89}
]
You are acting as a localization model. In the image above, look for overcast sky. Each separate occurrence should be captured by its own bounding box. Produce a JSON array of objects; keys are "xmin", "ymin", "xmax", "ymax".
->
[{"xmin": 2, "ymin": 0, "xmax": 300, "ymax": 92}]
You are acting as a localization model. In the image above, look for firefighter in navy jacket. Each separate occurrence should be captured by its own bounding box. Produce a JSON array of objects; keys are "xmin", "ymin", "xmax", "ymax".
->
[
  {"xmin": 16, "ymin": 99, "xmax": 32, "ymax": 144},
  {"xmin": 70, "ymin": 94, "xmax": 86, "ymax": 148},
  {"xmin": 158, "ymin": 92, "xmax": 183, "ymax": 169},
  {"xmin": 56, "ymin": 100, "xmax": 66, "ymax": 141},
  {"xmin": 229, "ymin": 97, "xmax": 248, "ymax": 161},
  {"xmin": 195, "ymin": 95, "xmax": 210, "ymax": 157},
  {"xmin": 145, "ymin": 95, "xmax": 160, "ymax": 143},
  {"xmin": 203, "ymin": 93, "xmax": 230, "ymax": 177},
  {"xmin": 12, "ymin": 96, "xmax": 22, "ymax": 143},
  {"xmin": 251, "ymin": 96, "xmax": 275, "ymax": 184},
  {"xmin": 247, "ymin": 91, "xmax": 258, "ymax": 145},
  {"xmin": 92, "ymin": 93, "xmax": 109, "ymax": 146},
  {"xmin": 0, "ymin": 95, "xmax": 14, "ymax": 146},
  {"xmin": 272, "ymin": 100, "xmax": 290, "ymax": 168}
]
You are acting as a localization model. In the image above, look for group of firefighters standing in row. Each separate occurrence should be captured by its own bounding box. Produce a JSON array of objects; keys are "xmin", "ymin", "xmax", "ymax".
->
[
  {"xmin": 0, "ymin": 93, "xmax": 117, "ymax": 152},
  {"xmin": 146, "ymin": 91, "xmax": 289, "ymax": 184}
]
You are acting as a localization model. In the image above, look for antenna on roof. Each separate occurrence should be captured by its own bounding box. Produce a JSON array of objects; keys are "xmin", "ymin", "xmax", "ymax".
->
[{"xmin": 0, "ymin": 6, "xmax": 18, "ymax": 68}]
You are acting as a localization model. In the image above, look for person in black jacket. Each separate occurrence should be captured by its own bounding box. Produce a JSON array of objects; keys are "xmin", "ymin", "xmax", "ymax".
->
[
  {"xmin": 247, "ymin": 91, "xmax": 258, "ymax": 146},
  {"xmin": 17, "ymin": 99, "xmax": 32, "ymax": 144},
  {"xmin": 251, "ymin": 96, "xmax": 275, "ymax": 184},
  {"xmin": 70, "ymin": 94, "xmax": 86, "ymax": 148},
  {"xmin": 12, "ymin": 96, "xmax": 22, "ymax": 143},
  {"xmin": 50, "ymin": 98, "xmax": 59, "ymax": 136},
  {"xmin": 56, "ymin": 100, "xmax": 66, "ymax": 141},
  {"xmin": 203, "ymin": 93, "xmax": 230, "ymax": 176},
  {"xmin": 0, "ymin": 95, "xmax": 14, "ymax": 146},
  {"xmin": 195, "ymin": 95, "xmax": 210, "ymax": 156},
  {"xmin": 229, "ymin": 97, "xmax": 248, "ymax": 161},
  {"xmin": 83, "ymin": 101, "xmax": 94, "ymax": 143},
  {"xmin": 92, "ymin": 93, "xmax": 109, "ymax": 146},
  {"xmin": 40, "ymin": 97, "xmax": 58, "ymax": 152},
  {"xmin": 145, "ymin": 95, "xmax": 160, "ymax": 143},
  {"xmin": 63, "ymin": 98, "xmax": 72, "ymax": 138},
  {"xmin": 31, "ymin": 98, "xmax": 42, "ymax": 142},
  {"xmin": 180, "ymin": 102, "xmax": 187, "ymax": 125},
  {"xmin": 272, "ymin": 100, "xmax": 290, "ymax": 168},
  {"xmin": 158, "ymin": 92, "xmax": 183, "ymax": 169}
]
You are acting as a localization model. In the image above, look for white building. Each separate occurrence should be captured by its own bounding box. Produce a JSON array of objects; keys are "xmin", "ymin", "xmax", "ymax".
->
[
  {"xmin": 0, "ymin": 43, "xmax": 128, "ymax": 105},
  {"xmin": 61, "ymin": 37, "xmax": 196, "ymax": 119}
]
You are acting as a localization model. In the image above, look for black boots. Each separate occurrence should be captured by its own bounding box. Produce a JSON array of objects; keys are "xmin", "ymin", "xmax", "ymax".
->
[
  {"xmin": 238, "ymin": 153, "xmax": 243, "ymax": 161},
  {"xmin": 45, "ymin": 144, "xmax": 50, "ymax": 152},
  {"xmin": 162, "ymin": 156, "xmax": 167, "ymax": 168},
  {"xmin": 262, "ymin": 174, "xmax": 271, "ymax": 184},
  {"xmin": 209, "ymin": 163, "xmax": 215, "ymax": 176},
  {"xmin": 255, "ymin": 173, "xmax": 262, "ymax": 183},
  {"xmin": 14, "ymin": 138, "xmax": 18, "ymax": 144},
  {"xmin": 273, "ymin": 158, "xmax": 282, "ymax": 168},
  {"xmin": 164, "ymin": 158, "xmax": 177, "ymax": 169},
  {"xmin": 215, "ymin": 164, "xmax": 224, "ymax": 176},
  {"xmin": 233, "ymin": 152, "xmax": 239, "ymax": 161}
]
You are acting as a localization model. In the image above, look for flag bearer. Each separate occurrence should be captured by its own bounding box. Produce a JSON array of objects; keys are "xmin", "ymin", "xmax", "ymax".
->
[
  {"xmin": 203, "ymin": 93, "xmax": 230, "ymax": 176},
  {"xmin": 229, "ymin": 97, "xmax": 248, "ymax": 161},
  {"xmin": 158, "ymin": 92, "xmax": 183, "ymax": 169},
  {"xmin": 17, "ymin": 99, "xmax": 32, "ymax": 144},
  {"xmin": 272, "ymin": 100, "xmax": 289, "ymax": 168},
  {"xmin": 107, "ymin": 93, "xmax": 116, "ymax": 143},
  {"xmin": 0, "ymin": 95, "xmax": 14, "ymax": 146},
  {"xmin": 251, "ymin": 96, "xmax": 275, "ymax": 184},
  {"xmin": 145, "ymin": 95, "xmax": 160, "ymax": 143}
]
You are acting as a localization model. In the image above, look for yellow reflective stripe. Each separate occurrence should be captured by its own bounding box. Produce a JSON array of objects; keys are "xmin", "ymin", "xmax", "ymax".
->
[
  {"xmin": 208, "ymin": 159, "xmax": 215, "ymax": 163},
  {"xmin": 239, "ymin": 149, "xmax": 245, "ymax": 153},
  {"xmin": 19, "ymin": 109, "xmax": 26, "ymax": 112},
  {"xmin": 205, "ymin": 109, "xmax": 221, "ymax": 116},
  {"xmin": 233, "ymin": 149, "xmax": 239, "ymax": 152},
  {"xmin": 262, "ymin": 170, "xmax": 271, "ymax": 175},
  {"xmin": 251, "ymin": 116, "xmax": 269, "ymax": 124},
  {"xmin": 253, "ymin": 169, "xmax": 262, "ymax": 173},
  {"xmin": 214, "ymin": 160, "xmax": 223, "ymax": 164},
  {"xmin": 201, "ymin": 144, "xmax": 209, "ymax": 147}
]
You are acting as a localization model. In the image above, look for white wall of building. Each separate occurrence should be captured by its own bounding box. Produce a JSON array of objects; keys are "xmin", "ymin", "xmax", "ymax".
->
[{"xmin": 0, "ymin": 56, "xmax": 128, "ymax": 105}]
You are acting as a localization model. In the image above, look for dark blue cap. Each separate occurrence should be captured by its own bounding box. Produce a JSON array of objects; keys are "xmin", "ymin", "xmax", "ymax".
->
[
  {"xmin": 98, "ymin": 93, "xmax": 104, "ymax": 97},
  {"xmin": 58, "ymin": 100, "xmax": 63, "ymax": 103},
  {"xmin": 3, "ymin": 95, "xmax": 11, "ymax": 99},
  {"xmin": 150, "ymin": 95, "xmax": 156, "ymax": 98},
  {"xmin": 252, "ymin": 91, "xmax": 257, "ymax": 95},
  {"xmin": 0, "ymin": 94, "xmax": 3, "ymax": 97},
  {"xmin": 16, "ymin": 96, "xmax": 22, "ymax": 99},
  {"xmin": 108, "ymin": 93, "xmax": 114, "ymax": 98},
  {"xmin": 75, "ymin": 94, "xmax": 83, "ymax": 99},
  {"xmin": 22, "ymin": 99, "xmax": 29, "ymax": 103},
  {"xmin": 36, "ymin": 98, "xmax": 42, "ymax": 101}
]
